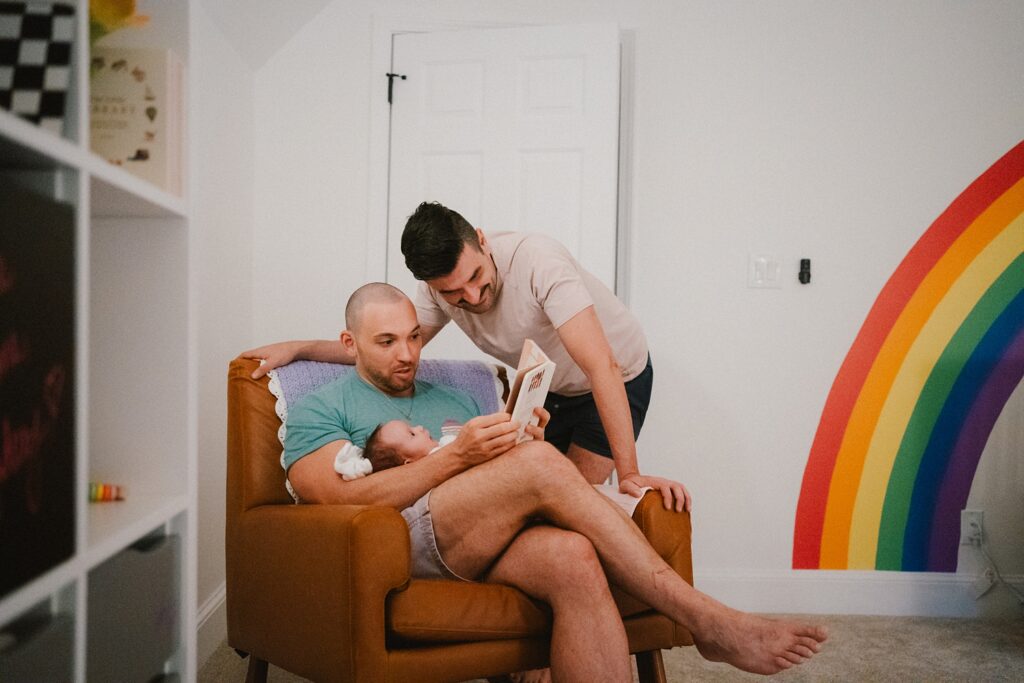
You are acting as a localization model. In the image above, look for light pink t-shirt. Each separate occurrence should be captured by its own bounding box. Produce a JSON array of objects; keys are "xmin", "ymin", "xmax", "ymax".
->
[{"xmin": 414, "ymin": 232, "xmax": 649, "ymax": 396}]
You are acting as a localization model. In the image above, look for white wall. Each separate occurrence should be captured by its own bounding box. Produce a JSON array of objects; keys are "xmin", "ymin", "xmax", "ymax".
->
[
  {"xmin": 251, "ymin": 0, "xmax": 376, "ymax": 343},
  {"xmin": 192, "ymin": 0, "xmax": 255, "ymax": 663},
  {"xmin": 247, "ymin": 0, "xmax": 1024, "ymax": 616},
  {"xmin": 625, "ymin": 0, "xmax": 1024, "ymax": 615}
]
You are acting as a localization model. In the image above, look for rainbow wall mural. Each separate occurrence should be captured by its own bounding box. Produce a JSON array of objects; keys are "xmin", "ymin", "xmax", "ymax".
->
[{"xmin": 794, "ymin": 141, "xmax": 1024, "ymax": 572}]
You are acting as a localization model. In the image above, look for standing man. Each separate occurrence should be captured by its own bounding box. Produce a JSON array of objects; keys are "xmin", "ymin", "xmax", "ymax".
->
[{"xmin": 246, "ymin": 201, "xmax": 689, "ymax": 510}]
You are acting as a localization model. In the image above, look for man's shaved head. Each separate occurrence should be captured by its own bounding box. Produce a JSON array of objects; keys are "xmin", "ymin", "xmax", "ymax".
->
[
  {"xmin": 345, "ymin": 282, "xmax": 410, "ymax": 331},
  {"xmin": 342, "ymin": 282, "xmax": 421, "ymax": 396}
]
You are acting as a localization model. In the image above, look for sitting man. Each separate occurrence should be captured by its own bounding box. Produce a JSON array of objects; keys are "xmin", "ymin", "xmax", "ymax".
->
[{"xmin": 284, "ymin": 282, "xmax": 828, "ymax": 681}]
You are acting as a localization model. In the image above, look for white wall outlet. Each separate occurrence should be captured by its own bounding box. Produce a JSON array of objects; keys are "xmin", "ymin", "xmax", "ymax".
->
[
  {"xmin": 960, "ymin": 509, "xmax": 984, "ymax": 546},
  {"xmin": 748, "ymin": 253, "xmax": 781, "ymax": 288}
]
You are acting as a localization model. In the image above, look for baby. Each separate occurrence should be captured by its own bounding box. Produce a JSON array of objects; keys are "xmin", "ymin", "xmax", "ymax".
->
[{"xmin": 363, "ymin": 419, "xmax": 461, "ymax": 473}]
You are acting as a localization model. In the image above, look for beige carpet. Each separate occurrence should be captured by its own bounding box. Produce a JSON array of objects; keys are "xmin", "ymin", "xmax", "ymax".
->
[{"xmin": 200, "ymin": 615, "xmax": 1024, "ymax": 682}]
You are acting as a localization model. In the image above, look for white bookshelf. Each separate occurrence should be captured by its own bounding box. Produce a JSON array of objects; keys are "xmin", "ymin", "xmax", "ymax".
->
[{"xmin": 0, "ymin": 1, "xmax": 196, "ymax": 681}]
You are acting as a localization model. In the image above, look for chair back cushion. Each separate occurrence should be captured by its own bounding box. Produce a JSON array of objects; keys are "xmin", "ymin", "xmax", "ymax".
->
[
  {"xmin": 269, "ymin": 359, "xmax": 505, "ymax": 500},
  {"xmin": 227, "ymin": 357, "xmax": 508, "ymax": 512},
  {"xmin": 270, "ymin": 359, "xmax": 504, "ymax": 417}
]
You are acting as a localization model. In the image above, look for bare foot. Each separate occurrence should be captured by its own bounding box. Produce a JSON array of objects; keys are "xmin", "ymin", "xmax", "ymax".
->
[{"xmin": 692, "ymin": 606, "xmax": 829, "ymax": 674}]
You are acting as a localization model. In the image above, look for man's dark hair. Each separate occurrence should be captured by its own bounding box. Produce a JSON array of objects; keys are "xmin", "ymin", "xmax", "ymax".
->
[
  {"xmin": 401, "ymin": 202, "xmax": 481, "ymax": 280},
  {"xmin": 363, "ymin": 423, "xmax": 404, "ymax": 472}
]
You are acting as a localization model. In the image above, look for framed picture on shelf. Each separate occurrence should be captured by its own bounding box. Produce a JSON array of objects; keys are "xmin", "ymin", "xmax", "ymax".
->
[
  {"xmin": 90, "ymin": 46, "xmax": 184, "ymax": 195},
  {"xmin": 0, "ymin": 182, "xmax": 76, "ymax": 598}
]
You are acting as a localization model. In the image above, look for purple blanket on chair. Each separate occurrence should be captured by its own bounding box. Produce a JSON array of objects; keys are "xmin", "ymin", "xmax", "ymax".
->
[{"xmin": 271, "ymin": 359, "xmax": 502, "ymax": 415}]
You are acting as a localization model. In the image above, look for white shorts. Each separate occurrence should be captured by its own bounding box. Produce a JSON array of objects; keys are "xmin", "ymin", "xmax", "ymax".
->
[{"xmin": 400, "ymin": 490, "xmax": 471, "ymax": 582}]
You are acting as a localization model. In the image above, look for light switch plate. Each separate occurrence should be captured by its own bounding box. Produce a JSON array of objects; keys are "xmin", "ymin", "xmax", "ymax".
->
[{"xmin": 748, "ymin": 253, "xmax": 781, "ymax": 288}]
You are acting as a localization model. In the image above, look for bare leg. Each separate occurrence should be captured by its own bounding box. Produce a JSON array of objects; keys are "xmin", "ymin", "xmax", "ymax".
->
[
  {"xmin": 485, "ymin": 526, "xmax": 630, "ymax": 683},
  {"xmin": 430, "ymin": 442, "xmax": 828, "ymax": 675},
  {"xmin": 565, "ymin": 443, "xmax": 614, "ymax": 484}
]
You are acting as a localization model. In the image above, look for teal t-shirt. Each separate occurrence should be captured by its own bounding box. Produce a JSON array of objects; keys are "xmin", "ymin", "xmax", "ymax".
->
[{"xmin": 282, "ymin": 373, "xmax": 481, "ymax": 472}]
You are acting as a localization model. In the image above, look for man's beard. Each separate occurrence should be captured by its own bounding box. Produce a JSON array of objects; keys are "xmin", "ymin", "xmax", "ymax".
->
[
  {"xmin": 366, "ymin": 363, "xmax": 415, "ymax": 394},
  {"xmin": 457, "ymin": 283, "xmax": 494, "ymax": 313}
]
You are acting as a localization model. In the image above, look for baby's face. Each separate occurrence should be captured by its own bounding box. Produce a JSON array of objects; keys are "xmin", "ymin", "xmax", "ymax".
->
[{"xmin": 379, "ymin": 420, "xmax": 438, "ymax": 463}]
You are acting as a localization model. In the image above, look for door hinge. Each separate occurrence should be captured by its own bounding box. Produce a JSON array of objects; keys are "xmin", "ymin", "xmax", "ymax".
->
[{"xmin": 386, "ymin": 73, "xmax": 406, "ymax": 104}]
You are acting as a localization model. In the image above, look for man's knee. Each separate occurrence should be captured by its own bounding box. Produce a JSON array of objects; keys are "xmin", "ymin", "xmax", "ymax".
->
[
  {"xmin": 526, "ymin": 529, "xmax": 607, "ymax": 596},
  {"xmin": 556, "ymin": 531, "xmax": 602, "ymax": 574}
]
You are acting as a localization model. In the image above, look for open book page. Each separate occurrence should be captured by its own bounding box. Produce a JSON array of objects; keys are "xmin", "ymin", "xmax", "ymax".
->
[{"xmin": 504, "ymin": 339, "xmax": 555, "ymax": 442}]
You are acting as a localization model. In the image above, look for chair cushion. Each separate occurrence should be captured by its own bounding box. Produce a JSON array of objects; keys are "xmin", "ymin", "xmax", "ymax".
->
[
  {"xmin": 388, "ymin": 579, "xmax": 551, "ymax": 643},
  {"xmin": 387, "ymin": 579, "xmax": 659, "ymax": 644}
]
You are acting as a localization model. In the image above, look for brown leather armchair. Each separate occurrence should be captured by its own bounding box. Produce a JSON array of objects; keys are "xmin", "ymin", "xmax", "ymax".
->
[{"xmin": 226, "ymin": 357, "xmax": 694, "ymax": 682}]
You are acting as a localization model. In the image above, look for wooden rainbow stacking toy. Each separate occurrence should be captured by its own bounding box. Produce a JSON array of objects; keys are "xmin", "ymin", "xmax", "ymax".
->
[{"xmin": 89, "ymin": 482, "xmax": 125, "ymax": 502}]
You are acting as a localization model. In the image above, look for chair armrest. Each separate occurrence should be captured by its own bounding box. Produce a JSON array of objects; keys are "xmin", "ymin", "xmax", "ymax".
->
[
  {"xmin": 630, "ymin": 490, "xmax": 695, "ymax": 646},
  {"xmin": 632, "ymin": 491, "xmax": 693, "ymax": 585},
  {"xmin": 227, "ymin": 503, "xmax": 410, "ymax": 681}
]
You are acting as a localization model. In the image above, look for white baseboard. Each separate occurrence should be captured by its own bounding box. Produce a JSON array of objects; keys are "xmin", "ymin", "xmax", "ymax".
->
[
  {"xmin": 694, "ymin": 569, "xmax": 1024, "ymax": 617},
  {"xmin": 197, "ymin": 581, "xmax": 228, "ymax": 668}
]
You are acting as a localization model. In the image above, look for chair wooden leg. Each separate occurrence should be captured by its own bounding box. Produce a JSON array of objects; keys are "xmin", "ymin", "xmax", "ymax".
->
[
  {"xmin": 245, "ymin": 656, "xmax": 268, "ymax": 683},
  {"xmin": 635, "ymin": 649, "xmax": 668, "ymax": 683}
]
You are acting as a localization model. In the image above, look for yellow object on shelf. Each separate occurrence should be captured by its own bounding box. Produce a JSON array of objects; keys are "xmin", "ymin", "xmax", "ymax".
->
[
  {"xmin": 89, "ymin": 482, "xmax": 125, "ymax": 502},
  {"xmin": 89, "ymin": 0, "xmax": 149, "ymax": 46}
]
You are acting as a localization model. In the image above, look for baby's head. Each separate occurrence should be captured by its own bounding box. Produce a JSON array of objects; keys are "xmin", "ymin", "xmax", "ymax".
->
[{"xmin": 364, "ymin": 419, "xmax": 438, "ymax": 472}]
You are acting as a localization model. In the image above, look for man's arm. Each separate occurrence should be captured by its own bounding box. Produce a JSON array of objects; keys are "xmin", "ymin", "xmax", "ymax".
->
[
  {"xmin": 242, "ymin": 340, "xmax": 353, "ymax": 379},
  {"xmin": 557, "ymin": 306, "xmax": 691, "ymax": 512},
  {"xmin": 289, "ymin": 411, "xmax": 521, "ymax": 508},
  {"xmin": 243, "ymin": 324, "xmax": 445, "ymax": 379},
  {"xmin": 289, "ymin": 438, "xmax": 468, "ymax": 508}
]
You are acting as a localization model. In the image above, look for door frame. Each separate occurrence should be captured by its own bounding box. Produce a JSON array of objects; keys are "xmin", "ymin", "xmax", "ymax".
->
[{"xmin": 365, "ymin": 15, "xmax": 635, "ymax": 303}]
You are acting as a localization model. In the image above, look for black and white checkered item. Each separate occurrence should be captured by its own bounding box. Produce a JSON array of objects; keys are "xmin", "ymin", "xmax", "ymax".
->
[{"xmin": 0, "ymin": 2, "xmax": 75, "ymax": 135}]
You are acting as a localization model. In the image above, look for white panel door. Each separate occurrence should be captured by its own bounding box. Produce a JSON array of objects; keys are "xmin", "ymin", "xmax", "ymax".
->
[{"xmin": 387, "ymin": 24, "xmax": 620, "ymax": 361}]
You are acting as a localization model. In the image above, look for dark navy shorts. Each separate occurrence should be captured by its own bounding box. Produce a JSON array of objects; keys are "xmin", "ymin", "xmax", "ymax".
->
[{"xmin": 542, "ymin": 356, "xmax": 653, "ymax": 459}]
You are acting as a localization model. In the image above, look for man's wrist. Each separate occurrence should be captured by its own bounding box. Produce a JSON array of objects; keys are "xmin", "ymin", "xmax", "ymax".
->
[{"xmin": 435, "ymin": 441, "xmax": 473, "ymax": 472}]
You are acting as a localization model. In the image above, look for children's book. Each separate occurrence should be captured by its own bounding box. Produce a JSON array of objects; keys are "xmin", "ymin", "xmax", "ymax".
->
[{"xmin": 503, "ymin": 339, "xmax": 555, "ymax": 442}]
